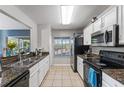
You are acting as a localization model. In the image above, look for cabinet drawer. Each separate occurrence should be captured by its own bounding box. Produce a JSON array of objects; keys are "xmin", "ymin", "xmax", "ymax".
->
[
  {"xmin": 39, "ymin": 60, "xmax": 44, "ymax": 67},
  {"xmin": 29, "ymin": 63, "xmax": 39, "ymax": 75},
  {"xmin": 44, "ymin": 55, "xmax": 49, "ymax": 61},
  {"xmin": 102, "ymin": 72, "xmax": 124, "ymax": 87}
]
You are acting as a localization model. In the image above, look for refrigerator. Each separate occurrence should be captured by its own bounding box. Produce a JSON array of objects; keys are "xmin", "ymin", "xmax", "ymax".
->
[{"xmin": 70, "ymin": 33, "xmax": 89, "ymax": 72}]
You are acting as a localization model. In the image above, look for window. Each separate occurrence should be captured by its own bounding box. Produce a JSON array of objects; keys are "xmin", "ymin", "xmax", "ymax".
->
[
  {"xmin": 54, "ymin": 37, "xmax": 71, "ymax": 56},
  {"xmin": 7, "ymin": 36, "xmax": 30, "ymax": 54}
]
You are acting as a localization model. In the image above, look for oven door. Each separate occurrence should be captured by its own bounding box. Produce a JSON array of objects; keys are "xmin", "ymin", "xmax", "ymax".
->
[
  {"xmin": 91, "ymin": 30, "xmax": 105, "ymax": 46},
  {"xmin": 104, "ymin": 24, "xmax": 119, "ymax": 46},
  {"xmin": 83, "ymin": 62, "xmax": 102, "ymax": 87}
]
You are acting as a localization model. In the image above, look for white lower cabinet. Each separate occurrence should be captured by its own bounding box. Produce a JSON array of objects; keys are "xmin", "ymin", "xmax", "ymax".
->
[
  {"xmin": 102, "ymin": 72, "xmax": 124, "ymax": 87},
  {"xmin": 77, "ymin": 56, "xmax": 84, "ymax": 80},
  {"xmin": 29, "ymin": 55, "xmax": 50, "ymax": 87},
  {"xmin": 29, "ymin": 71, "xmax": 39, "ymax": 87},
  {"xmin": 102, "ymin": 80, "xmax": 111, "ymax": 87},
  {"xmin": 38, "ymin": 63, "xmax": 44, "ymax": 85}
]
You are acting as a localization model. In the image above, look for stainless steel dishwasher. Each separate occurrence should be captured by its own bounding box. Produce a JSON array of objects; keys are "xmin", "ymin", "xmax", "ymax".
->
[{"xmin": 5, "ymin": 70, "xmax": 29, "ymax": 87}]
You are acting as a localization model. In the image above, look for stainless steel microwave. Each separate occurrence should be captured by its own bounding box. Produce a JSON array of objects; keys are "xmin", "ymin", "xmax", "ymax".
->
[{"xmin": 91, "ymin": 24, "xmax": 119, "ymax": 46}]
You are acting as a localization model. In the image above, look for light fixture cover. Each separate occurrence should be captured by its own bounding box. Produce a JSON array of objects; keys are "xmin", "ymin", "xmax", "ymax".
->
[{"xmin": 61, "ymin": 6, "xmax": 74, "ymax": 25}]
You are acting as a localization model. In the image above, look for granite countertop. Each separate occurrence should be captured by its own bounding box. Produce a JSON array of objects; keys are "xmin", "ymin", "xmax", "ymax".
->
[
  {"xmin": 2, "ymin": 53, "xmax": 49, "ymax": 68},
  {"xmin": 78, "ymin": 53, "xmax": 100, "ymax": 60},
  {"xmin": 0, "ymin": 53, "xmax": 49, "ymax": 87},
  {"xmin": 102, "ymin": 69, "xmax": 124, "ymax": 85}
]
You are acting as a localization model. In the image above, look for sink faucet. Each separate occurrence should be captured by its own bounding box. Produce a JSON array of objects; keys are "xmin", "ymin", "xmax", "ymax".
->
[{"xmin": 19, "ymin": 48, "xmax": 28, "ymax": 62}]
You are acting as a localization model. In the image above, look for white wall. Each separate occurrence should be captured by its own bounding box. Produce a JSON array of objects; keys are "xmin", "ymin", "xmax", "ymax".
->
[
  {"xmin": 52, "ymin": 29, "xmax": 82, "ymax": 65},
  {"xmin": 52, "ymin": 29, "xmax": 82, "ymax": 37},
  {"xmin": 37, "ymin": 24, "xmax": 51, "ymax": 51},
  {"xmin": 0, "ymin": 12, "xmax": 29, "ymax": 30},
  {"xmin": 0, "ymin": 5, "xmax": 38, "ymax": 51},
  {"xmin": 37, "ymin": 24, "xmax": 53, "ymax": 66}
]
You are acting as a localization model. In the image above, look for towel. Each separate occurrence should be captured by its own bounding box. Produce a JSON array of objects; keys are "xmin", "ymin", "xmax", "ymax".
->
[{"xmin": 88, "ymin": 67, "xmax": 97, "ymax": 87}]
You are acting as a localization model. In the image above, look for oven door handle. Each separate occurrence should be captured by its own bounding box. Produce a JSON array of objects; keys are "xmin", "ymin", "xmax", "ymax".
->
[
  {"xmin": 96, "ymin": 72, "xmax": 102, "ymax": 87},
  {"xmin": 105, "ymin": 30, "xmax": 109, "ymax": 43},
  {"xmin": 95, "ymin": 70, "xmax": 100, "ymax": 74}
]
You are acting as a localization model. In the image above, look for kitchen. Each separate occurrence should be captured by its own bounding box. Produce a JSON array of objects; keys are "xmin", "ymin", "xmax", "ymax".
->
[{"xmin": 0, "ymin": 4, "xmax": 124, "ymax": 88}]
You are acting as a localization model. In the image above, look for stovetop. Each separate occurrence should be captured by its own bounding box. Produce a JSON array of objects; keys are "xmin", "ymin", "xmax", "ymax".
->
[
  {"xmin": 83, "ymin": 50, "xmax": 124, "ymax": 70},
  {"xmin": 84, "ymin": 58, "xmax": 109, "ymax": 69}
]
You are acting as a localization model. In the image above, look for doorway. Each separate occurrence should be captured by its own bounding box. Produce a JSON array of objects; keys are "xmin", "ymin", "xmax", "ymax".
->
[{"xmin": 53, "ymin": 37, "xmax": 72, "ymax": 65}]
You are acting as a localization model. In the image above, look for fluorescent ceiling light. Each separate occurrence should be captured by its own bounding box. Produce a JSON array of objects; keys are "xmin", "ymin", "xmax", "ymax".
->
[{"xmin": 61, "ymin": 6, "xmax": 74, "ymax": 25}]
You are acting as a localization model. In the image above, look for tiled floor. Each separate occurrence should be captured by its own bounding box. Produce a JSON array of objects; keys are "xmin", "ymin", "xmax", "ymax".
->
[{"xmin": 40, "ymin": 66, "xmax": 84, "ymax": 87}]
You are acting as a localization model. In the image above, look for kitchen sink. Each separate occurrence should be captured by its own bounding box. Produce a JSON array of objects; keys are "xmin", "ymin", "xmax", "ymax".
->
[{"xmin": 3, "ymin": 58, "xmax": 35, "ymax": 68}]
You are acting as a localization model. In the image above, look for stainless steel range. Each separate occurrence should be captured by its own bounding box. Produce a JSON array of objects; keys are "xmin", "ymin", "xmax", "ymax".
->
[{"xmin": 83, "ymin": 50, "xmax": 124, "ymax": 87}]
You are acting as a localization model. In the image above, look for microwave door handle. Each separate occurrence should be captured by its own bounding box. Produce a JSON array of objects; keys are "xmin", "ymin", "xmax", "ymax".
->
[{"xmin": 105, "ymin": 30, "xmax": 109, "ymax": 43}]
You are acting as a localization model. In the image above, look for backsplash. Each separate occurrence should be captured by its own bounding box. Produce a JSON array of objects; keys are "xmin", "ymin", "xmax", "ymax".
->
[{"xmin": 92, "ymin": 46, "xmax": 124, "ymax": 54}]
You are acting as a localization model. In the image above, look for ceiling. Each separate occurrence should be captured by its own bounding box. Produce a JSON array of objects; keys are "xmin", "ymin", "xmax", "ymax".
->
[{"xmin": 16, "ymin": 5, "xmax": 110, "ymax": 30}]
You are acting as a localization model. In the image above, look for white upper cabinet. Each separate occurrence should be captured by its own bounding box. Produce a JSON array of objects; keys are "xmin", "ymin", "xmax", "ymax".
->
[
  {"xmin": 118, "ymin": 5, "xmax": 124, "ymax": 45},
  {"xmin": 83, "ymin": 24, "xmax": 93, "ymax": 45},
  {"xmin": 101, "ymin": 7, "xmax": 118, "ymax": 29},
  {"xmin": 93, "ymin": 18, "xmax": 102, "ymax": 33},
  {"xmin": 93, "ymin": 6, "xmax": 118, "ymax": 33}
]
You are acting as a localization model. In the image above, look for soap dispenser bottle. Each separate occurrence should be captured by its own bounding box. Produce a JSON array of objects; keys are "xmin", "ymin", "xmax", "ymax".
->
[{"xmin": 2, "ymin": 48, "xmax": 6, "ymax": 57}]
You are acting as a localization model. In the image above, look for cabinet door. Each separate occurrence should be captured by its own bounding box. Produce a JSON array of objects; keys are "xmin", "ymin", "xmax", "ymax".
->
[
  {"xmin": 102, "ymin": 7, "xmax": 117, "ymax": 29},
  {"xmin": 93, "ymin": 18, "xmax": 101, "ymax": 33},
  {"xmin": 45, "ymin": 56, "xmax": 50, "ymax": 72},
  {"xmin": 80, "ymin": 61, "xmax": 84, "ymax": 80},
  {"xmin": 118, "ymin": 5, "xmax": 124, "ymax": 44},
  {"xmin": 44, "ymin": 56, "xmax": 49, "ymax": 75},
  {"xmin": 38, "ymin": 61, "xmax": 44, "ymax": 86},
  {"xmin": 77, "ymin": 56, "xmax": 84, "ymax": 80},
  {"xmin": 84, "ymin": 24, "xmax": 93, "ymax": 45},
  {"xmin": 77, "ymin": 57, "xmax": 80, "ymax": 73},
  {"xmin": 38, "ymin": 68, "xmax": 44, "ymax": 85},
  {"xmin": 78, "ymin": 62, "xmax": 82, "ymax": 77},
  {"xmin": 29, "ymin": 71, "xmax": 39, "ymax": 87},
  {"xmin": 83, "ymin": 28, "xmax": 88, "ymax": 45}
]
